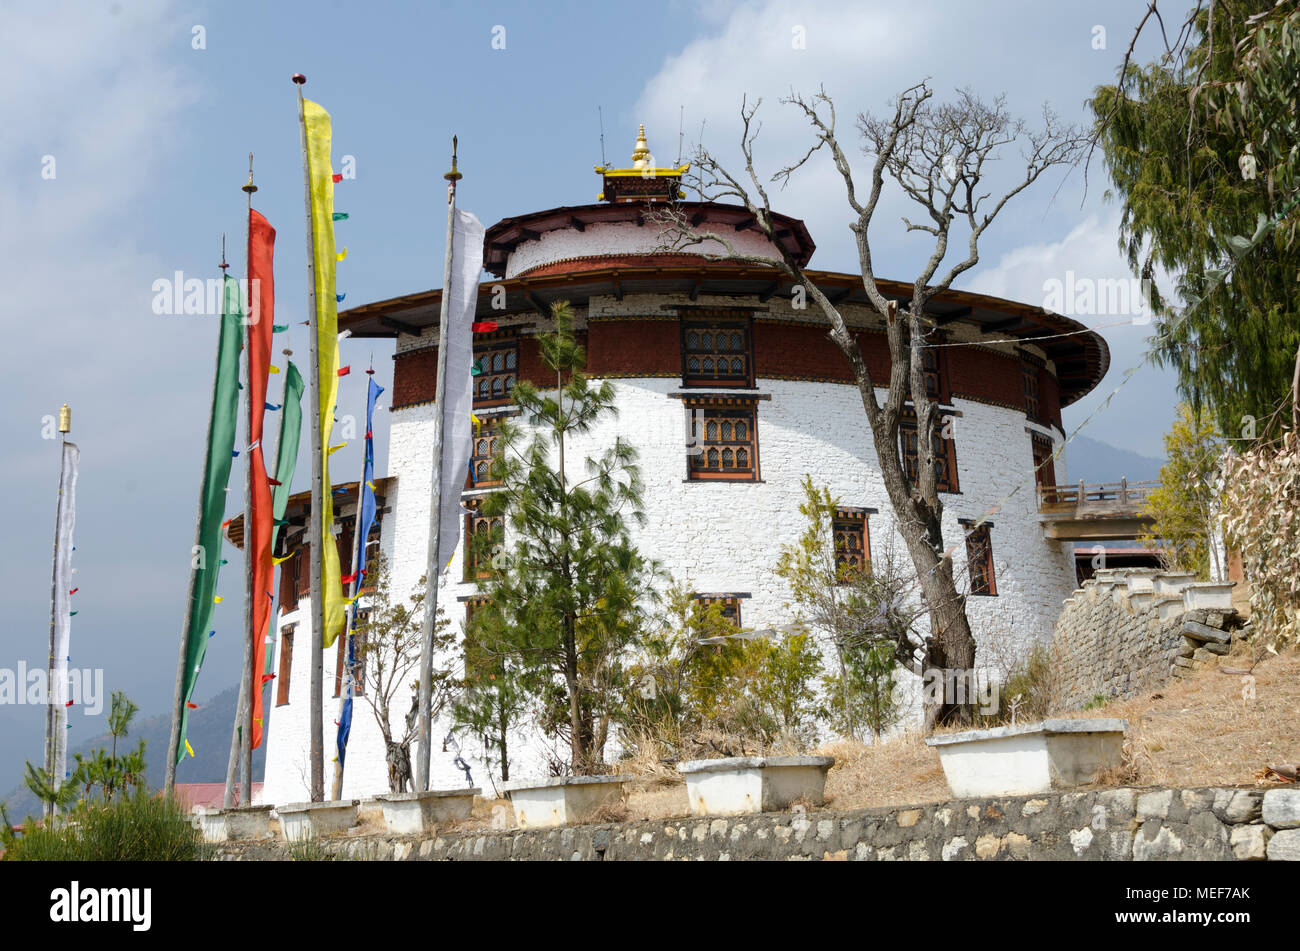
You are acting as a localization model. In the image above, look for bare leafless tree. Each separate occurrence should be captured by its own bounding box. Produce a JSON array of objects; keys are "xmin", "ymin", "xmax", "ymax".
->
[
  {"xmin": 651, "ymin": 83, "xmax": 1087, "ymax": 725},
  {"xmin": 355, "ymin": 552, "xmax": 455, "ymax": 791}
]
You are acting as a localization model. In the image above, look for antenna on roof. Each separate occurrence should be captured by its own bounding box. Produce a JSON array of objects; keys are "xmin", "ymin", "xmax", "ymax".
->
[
  {"xmin": 598, "ymin": 105, "xmax": 607, "ymax": 167},
  {"xmin": 676, "ymin": 105, "xmax": 684, "ymax": 165},
  {"xmin": 696, "ymin": 118, "xmax": 707, "ymax": 200}
]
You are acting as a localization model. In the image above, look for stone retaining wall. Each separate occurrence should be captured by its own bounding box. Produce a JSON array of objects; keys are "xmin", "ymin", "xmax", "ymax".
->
[
  {"xmin": 215, "ymin": 786, "xmax": 1300, "ymax": 861},
  {"xmin": 1051, "ymin": 569, "xmax": 1242, "ymax": 710}
]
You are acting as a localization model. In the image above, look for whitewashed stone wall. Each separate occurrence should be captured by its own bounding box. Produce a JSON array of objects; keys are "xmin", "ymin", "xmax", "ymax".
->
[
  {"xmin": 504, "ymin": 221, "xmax": 780, "ymax": 278},
  {"xmin": 262, "ymin": 345, "xmax": 1078, "ymax": 803}
]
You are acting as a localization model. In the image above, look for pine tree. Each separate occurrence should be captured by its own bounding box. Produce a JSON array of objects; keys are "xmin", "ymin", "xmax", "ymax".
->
[{"xmin": 470, "ymin": 301, "xmax": 661, "ymax": 775}]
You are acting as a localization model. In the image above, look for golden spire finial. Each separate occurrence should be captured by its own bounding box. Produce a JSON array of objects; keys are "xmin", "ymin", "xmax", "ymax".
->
[
  {"xmin": 631, "ymin": 124, "xmax": 651, "ymax": 169},
  {"xmin": 58, "ymin": 403, "xmax": 71, "ymax": 434}
]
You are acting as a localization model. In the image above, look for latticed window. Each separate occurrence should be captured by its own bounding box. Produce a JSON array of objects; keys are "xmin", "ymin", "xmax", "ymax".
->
[
  {"xmin": 686, "ymin": 402, "xmax": 758, "ymax": 481},
  {"xmin": 695, "ymin": 594, "xmax": 742, "ymax": 628},
  {"xmin": 921, "ymin": 343, "xmax": 948, "ymax": 403},
  {"xmin": 682, "ymin": 315, "xmax": 752, "ymax": 387},
  {"xmin": 1022, "ymin": 359, "xmax": 1042, "ymax": 423},
  {"xmin": 963, "ymin": 522, "xmax": 997, "ymax": 596},
  {"xmin": 833, "ymin": 508, "xmax": 871, "ymax": 578},
  {"xmin": 463, "ymin": 504, "xmax": 504, "ymax": 581},
  {"xmin": 469, "ymin": 419, "xmax": 503, "ymax": 487},
  {"xmin": 473, "ymin": 339, "xmax": 518, "ymax": 407},
  {"xmin": 1031, "ymin": 432, "xmax": 1057, "ymax": 498},
  {"xmin": 900, "ymin": 405, "xmax": 959, "ymax": 493}
]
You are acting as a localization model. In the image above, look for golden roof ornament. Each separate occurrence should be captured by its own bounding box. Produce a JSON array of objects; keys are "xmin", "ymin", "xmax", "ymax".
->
[{"xmin": 631, "ymin": 124, "xmax": 651, "ymax": 169}]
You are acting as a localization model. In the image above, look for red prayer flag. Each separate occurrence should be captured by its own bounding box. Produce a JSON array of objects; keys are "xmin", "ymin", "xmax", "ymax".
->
[
  {"xmin": 186, "ymin": 702, "xmax": 199, "ymax": 709},
  {"xmin": 471, "ymin": 321, "xmax": 497, "ymax": 333},
  {"xmin": 331, "ymin": 173, "xmax": 342, "ymax": 183},
  {"xmin": 68, "ymin": 587, "xmax": 78, "ymax": 595},
  {"xmin": 247, "ymin": 209, "xmax": 278, "ymax": 751},
  {"xmin": 337, "ymin": 365, "xmax": 350, "ymax": 377}
]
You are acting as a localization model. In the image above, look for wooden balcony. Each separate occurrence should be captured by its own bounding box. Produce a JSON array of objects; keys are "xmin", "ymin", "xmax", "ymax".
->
[{"xmin": 1037, "ymin": 479, "xmax": 1158, "ymax": 541}]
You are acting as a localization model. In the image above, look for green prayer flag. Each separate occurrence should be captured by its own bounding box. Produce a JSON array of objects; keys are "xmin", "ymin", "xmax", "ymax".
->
[
  {"xmin": 265, "ymin": 361, "xmax": 305, "ymax": 676},
  {"xmin": 175, "ymin": 275, "xmax": 243, "ymax": 764}
]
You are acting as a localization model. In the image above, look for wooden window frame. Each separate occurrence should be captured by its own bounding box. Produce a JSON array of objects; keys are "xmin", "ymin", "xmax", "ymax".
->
[
  {"xmin": 921, "ymin": 339, "xmax": 950, "ymax": 404},
  {"xmin": 694, "ymin": 593, "xmax": 744, "ymax": 628},
  {"xmin": 472, "ymin": 336, "xmax": 519, "ymax": 409},
  {"xmin": 1021, "ymin": 356, "xmax": 1043, "ymax": 424},
  {"xmin": 832, "ymin": 507, "xmax": 874, "ymax": 579},
  {"xmin": 467, "ymin": 417, "xmax": 505, "ymax": 488},
  {"xmin": 1030, "ymin": 431, "xmax": 1057, "ymax": 499},
  {"xmin": 275, "ymin": 625, "xmax": 296, "ymax": 706},
  {"xmin": 463, "ymin": 498, "xmax": 504, "ymax": 582},
  {"xmin": 680, "ymin": 313, "xmax": 754, "ymax": 389},
  {"xmin": 685, "ymin": 399, "xmax": 760, "ymax": 482},
  {"xmin": 961, "ymin": 520, "xmax": 998, "ymax": 597},
  {"xmin": 899, "ymin": 405, "xmax": 959, "ymax": 493}
]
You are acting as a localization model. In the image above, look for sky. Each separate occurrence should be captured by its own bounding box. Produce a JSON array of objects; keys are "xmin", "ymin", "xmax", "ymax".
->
[{"xmin": 0, "ymin": 0, "xmax": 1193, "ymax": 789}]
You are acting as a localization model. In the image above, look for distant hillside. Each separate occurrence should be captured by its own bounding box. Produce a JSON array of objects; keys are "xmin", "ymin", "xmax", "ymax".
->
[
  {"xmin": 1, "ymin": 684, "xmax": 264, "ymax": 820},
  {"xmin": 1066, "ymin": 435, "xmax": 1163, "ymax": 486}
]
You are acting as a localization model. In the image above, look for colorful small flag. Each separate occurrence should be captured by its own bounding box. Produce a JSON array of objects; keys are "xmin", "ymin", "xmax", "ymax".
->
[{"xmin": 471, "ymin": 321, "xmax": 498, "ymax": 333}]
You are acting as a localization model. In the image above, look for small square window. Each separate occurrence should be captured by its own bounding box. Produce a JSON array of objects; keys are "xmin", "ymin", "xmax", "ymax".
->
[
  {"xmin": 686, "ymin": 401, "xmax": 759, "ymax": 481},
  {"xmin": 832, "ymin": 508, "xmax": 872, "ymax": 579},
  {"xmin": 464, "ymin": 501, "xmax": 504, "ymax": 581},
  {"xmin": 681, "ymin": 314, "xmax": 753, "ymax": 388},
  {"xmin": 695, "ymin": 594, "xmax": 743, "ymax": 628},
  {"xmin": 473, "ymin": 338, "xmax": 518, "ymax": 408},
  {"xmin": 900, "ymin": 405, "xmax": 959, "ymax": 493},
  {"xmin": 468, "ymin": 418, "xmax": 504, "ymax": 488}
]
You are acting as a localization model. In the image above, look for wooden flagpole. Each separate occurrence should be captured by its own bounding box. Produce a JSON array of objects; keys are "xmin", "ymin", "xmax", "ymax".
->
[
  {"xmin": 294, "ymin": 73, "xmax": 326, "ymax": 802},
  {"xmin": 164, "ymin": 239, "xmax": 230, "ymax": 795},
  {"xmin": 417, "ymin": 136, "xmax": 461, "ymax": 791},
  {"xmin": 225, "ymin": 155, "xmax": 259, "ymax": 809}
]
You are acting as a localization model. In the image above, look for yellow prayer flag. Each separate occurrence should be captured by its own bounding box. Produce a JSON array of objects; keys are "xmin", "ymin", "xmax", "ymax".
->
[
  {"xmin": 213, "ymin": 595, "xmax": 224, "ymax": 604},
  {"xmin": 304, "ymin": 99, "xmax": 346, "ymax": 649},
  {"xmin": 185, "ymin": 740, "xmax": 195, "ymax": 757},
  {"xmin": 273, "ymin": 554, "xmax": 292, "ymax": 565},
  {"xmin": 268, "ymin": 365, "xmax": 281, "ymax": 374},
  {"xmin": 336, "ymin": 247, "xmax": 348, "ymax": 261}
]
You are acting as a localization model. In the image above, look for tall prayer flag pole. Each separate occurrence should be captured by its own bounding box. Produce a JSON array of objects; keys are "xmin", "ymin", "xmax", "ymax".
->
[
  {"xmin": 416, "ymin": 138, "xmax": 462, "ymax": 791},
  {"xmin": 294, "ymin": 73, "xmax": 326, "ymax": 801},
  {"xmin": 44, "ymin": 403, "xmax": 77, "ymax": 819}
]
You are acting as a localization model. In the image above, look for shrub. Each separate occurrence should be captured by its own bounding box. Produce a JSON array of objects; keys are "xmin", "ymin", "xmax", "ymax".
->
[{"xmin": 1, "ymin": 791, "xmax": 207, "ymax": 861}]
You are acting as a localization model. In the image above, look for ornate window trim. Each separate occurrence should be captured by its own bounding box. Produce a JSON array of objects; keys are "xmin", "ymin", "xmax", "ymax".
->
[
  {"xmin": 960, "ymin": 519, "xmax": 998, "ymax": 597},
  {"xmin": 463, "ymin": 497, "xmax": 504, "ymax": 582},
  {"xmin": 473, "ymin": 334, "xmax": 519, "ymax": 408},
  {"xmin": 832, "ymin": 506, "xmax": 876, "ymax": 579},
  {"xmin": 679, "ymin": 310, "xmax": 755, "ymax": 388},
  {"xmin": 900, "ymin": 404, "xmax": 960, "ymax": 493},
  {"xmin": 683, "ymin": 396, "xmax": 761, "ymax": 482}
]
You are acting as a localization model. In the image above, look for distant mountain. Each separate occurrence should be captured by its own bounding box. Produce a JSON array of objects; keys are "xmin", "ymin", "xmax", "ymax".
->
[
  {"xmin": 1, "ymin": 684, "xmax": 264, "ymax": 821},
  {"xmin": 1065, "ymin": 435, "xmax": 1164, "ymax": 486}
]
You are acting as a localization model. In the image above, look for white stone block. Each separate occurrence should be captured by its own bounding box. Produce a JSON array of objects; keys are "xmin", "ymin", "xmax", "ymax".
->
[
  {"xmin": 926, "ymin": 718, "xmax": 1128, "ymax": 798},
  {"xmin": 677, "ymin": 755, "xmax": 835, "ymax": 816},
  {"xmin": 503, "ymin": 775, "xmax": 631, "ymax": 829},
  {"xmin": 276, "ymin": 800, "xmax": 360, "ymax": 841},
  {"xmin": 1153, "ymin": 572, "xmax": 1197, "ymax": 599},
  {"xmin": 376, "ymin": 788, "xmax": 479, "ymax": 835},
  {"xmin": 1182, "ymin": 582, "xmax": 1234, "ymax": 612}
]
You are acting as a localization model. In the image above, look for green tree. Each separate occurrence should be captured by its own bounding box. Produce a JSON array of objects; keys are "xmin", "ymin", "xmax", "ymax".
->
[
  {"xmin": 1137, "ymin": 403, "xmax": 1226, "ymax": 578},
  {"xmin": 1091, "ymin": 1, "xmax": 1300, "ymax": 438},
  {"xmin": 775, "ymin": 476, "xmax": 912, "ymax": 740},
  {"xmin": 453, "ymin": 625, "xmax": 528, "ymax": 783},
  {"xmin": 475, "ymin": 301, "xmax": 661, "ymax": 775}
]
